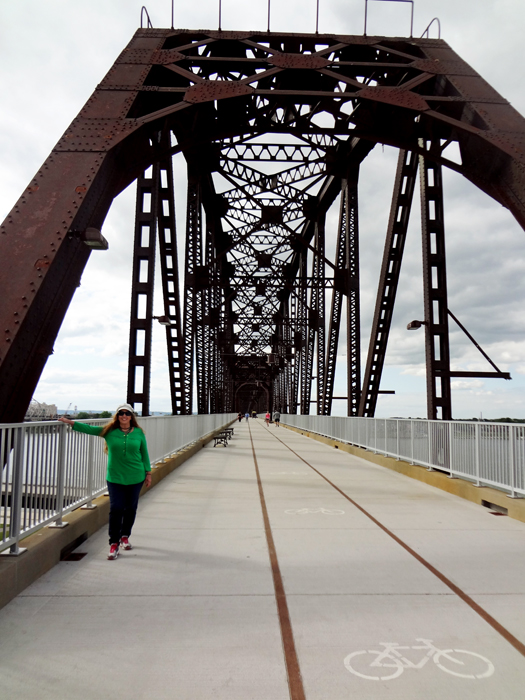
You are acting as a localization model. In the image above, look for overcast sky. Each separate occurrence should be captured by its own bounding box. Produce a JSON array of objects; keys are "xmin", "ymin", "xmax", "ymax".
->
[{"xmin": 2, "ymin": 0, "xmax": 525, "ymax": 419}]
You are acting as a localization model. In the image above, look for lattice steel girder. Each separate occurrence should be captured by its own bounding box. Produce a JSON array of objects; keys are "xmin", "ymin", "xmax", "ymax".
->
[{"xmin": 3, "ymin": 28, "xmax": 525, "ymax": 420}]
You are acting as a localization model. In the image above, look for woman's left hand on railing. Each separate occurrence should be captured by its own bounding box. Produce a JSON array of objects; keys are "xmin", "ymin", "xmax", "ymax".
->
[{"xmin": 58, "ymin": 416, "xmax": 74, "ymax": 427}]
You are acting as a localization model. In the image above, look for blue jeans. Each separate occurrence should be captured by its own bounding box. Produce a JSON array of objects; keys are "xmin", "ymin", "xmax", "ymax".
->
[{"xmin": 107, "ymin": 480, "xmax": 144, "ymax": 545}]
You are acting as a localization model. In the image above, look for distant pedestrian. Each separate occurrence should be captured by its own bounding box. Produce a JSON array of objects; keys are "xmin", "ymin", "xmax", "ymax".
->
[
  {"xmin": 265, "ymin": 411, "xmax": 271, "ymax": 426},
  {"xmin": 59, "ymin": 403, "xmax": 151, "ymax": 560},
  {"xmin": 273, "ymin": 410, "xmax": 281, "ymax": 427},
  {"xmin": 237, "ymin": 412, "xmax": 242, "ymax": 423},
  {"xmin": 245, "ymin": 412, "xmax": 249, "ymax": 422}
]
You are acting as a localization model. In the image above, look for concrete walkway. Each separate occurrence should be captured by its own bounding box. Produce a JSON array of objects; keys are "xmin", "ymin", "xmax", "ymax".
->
[{"xmin": 1, "ymin": 419, "xmax": 525, "ymax": 699}]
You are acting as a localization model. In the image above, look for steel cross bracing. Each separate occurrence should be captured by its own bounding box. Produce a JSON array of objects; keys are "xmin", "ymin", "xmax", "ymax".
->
[
  {"xmin": 359, "ymin": 149, "xmax": 419, "ymax": 417},
  {"xmin": 3, "ymin": 29, "xmax": 525, "ymax": 421}
]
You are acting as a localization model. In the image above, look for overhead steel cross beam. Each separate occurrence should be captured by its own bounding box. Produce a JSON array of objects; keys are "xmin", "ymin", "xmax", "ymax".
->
[{"xmin": 2, "ymin": 29, "xmax": 525, "ymax": 420}]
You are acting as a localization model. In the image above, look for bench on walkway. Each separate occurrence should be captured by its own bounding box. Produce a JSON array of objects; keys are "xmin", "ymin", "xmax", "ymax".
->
[
  {"xmin": 213, "ymin": 427, "xmax": 234, "ymax": 447},
  {"xmin": 213, "ymin": 432, "xmax": 229, "ymax": 447}
]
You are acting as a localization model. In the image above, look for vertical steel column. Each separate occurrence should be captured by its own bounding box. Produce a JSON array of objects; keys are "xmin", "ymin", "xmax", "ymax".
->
[
  {"xmin": 182, "ymin": 170, "xmax": 202, "ymax": 415},
  {"xmin": 304, "ymin": 244, "xmax": 317, "ymax": 414},
  {"xmin": 283, "ymin": 302, "xmax": 292, "ymax": 413},
  {"xmin": 321, "ymin": 185, "xmax": 347, "ymax": 415},
  {"xmin": 290, "ymin": 290, "xmax": 300, "ymax": 414},
  {"xmin": 346, "ymin": 182, "xmax": 361, "ymax": 416},
  {"xmin": 157, "ymin": 156, "xmax": 185, "ymax": 415},
  {"xmin": 127, "ymin": 165, "xmax": 159, "ymax": 416},
  {"xmin": 299, "ymin": 252, "xmax": 309, "ymax": 414},
  {"xmin": 420, "ymin": 143, "xmax": 452, "ymax": 420},
  {"xmin": 315, "ymin": 217, "xmax": 326, "ymax": 415},
  {"xmin": 359, "ymin": 150, "xmax": 419, "ymax": 416},
  {"xmin": 196, "ymin": 223, "xmax": 213, "ymax": 414}
]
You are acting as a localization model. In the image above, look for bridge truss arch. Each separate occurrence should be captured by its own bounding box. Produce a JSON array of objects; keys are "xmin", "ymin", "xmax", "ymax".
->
[{"xmin": 1, "ymin": 28, "xmax": 524, "ymax": 421}]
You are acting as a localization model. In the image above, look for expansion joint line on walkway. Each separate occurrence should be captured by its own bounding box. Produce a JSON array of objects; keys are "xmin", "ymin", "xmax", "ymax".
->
[
  {"xmin": 248, "ymin": 421, "xmax": 307, "ymax": 700},
  {"xmin": 264, "ymin": 423, "xmax": 525, "ymax": 661}
]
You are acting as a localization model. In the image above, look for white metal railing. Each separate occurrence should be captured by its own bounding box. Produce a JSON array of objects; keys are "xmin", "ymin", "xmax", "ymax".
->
[
  {"xmin": 0, "ymin": 413, "xmax": 235, "ymax": 555},
  {"xmin": 281, "ymin": 415, "xmax": 525, "ymax": 498}
]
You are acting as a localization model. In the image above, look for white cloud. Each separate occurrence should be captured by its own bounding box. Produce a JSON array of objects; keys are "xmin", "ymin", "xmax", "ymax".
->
[{"xmin": 450, "ymin": 380, "xmax": 485, "ymax": 390}]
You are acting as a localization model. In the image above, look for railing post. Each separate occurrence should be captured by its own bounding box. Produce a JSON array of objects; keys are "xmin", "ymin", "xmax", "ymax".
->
[
  {"xmin": 475, "ymin": 422, "xmax": 481, "ymax": 487},
  {"xmin": 447, "ymin": 420, "xmax": 455, "ymax": 478},
  {"xmin": 81, "ymin": 437, "xmax": 97, "ymax": 510},
  {"xmin": 508, "ymin": 424, "xmax": 516, "ymax": 498},
  {"xmin": 396, "ymin": 419, "xmax": 400, "ymax": 460},
  {"xmin": 48, "ymin": 423, "xmax": 69, "ymax": 529},
  {"xmin": 427, "ymin": 420, "xmax": 434, "ymax": 471},
  {"xmin": 410, "ymin": 419, "xmax": 414, "ymax": 464},
  {"xmin": 3, "ymin": 427, "xmax": 27, "ymax": 556}
]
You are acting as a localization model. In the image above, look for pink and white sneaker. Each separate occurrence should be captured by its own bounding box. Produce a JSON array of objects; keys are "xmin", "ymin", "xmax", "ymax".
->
[
  {"xmin": 107, "ymin": 543, "xmax": 120, "ymax": 560},
  {"xmin": 120, "ymin": 536, "xmax": 133, "ymax": 551}
]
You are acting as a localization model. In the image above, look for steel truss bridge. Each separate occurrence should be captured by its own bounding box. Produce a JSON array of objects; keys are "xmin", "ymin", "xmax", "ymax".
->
[{"xmin": 1, "ymin": 28, "xmax": 524, "ymax": 422}]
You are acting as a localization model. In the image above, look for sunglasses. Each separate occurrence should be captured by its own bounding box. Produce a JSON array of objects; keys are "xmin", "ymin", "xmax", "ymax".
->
[{"xmin": 118, "ymin": 410, "xmax": 132, "ymax": 416}]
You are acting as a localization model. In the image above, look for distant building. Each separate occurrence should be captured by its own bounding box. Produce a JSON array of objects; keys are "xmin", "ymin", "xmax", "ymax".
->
[{"xmin": 25, "ymin": 400, "xmax": 58, "ymax": 421}]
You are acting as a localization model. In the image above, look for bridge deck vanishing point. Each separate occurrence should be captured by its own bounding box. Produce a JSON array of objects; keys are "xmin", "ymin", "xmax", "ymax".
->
[{"xmin": 1, "ymin": 419, "xmax": 525, "ymax": 699}]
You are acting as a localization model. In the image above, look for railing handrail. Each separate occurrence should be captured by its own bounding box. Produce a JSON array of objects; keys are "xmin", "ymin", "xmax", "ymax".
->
[
  {"xmin": 1, "ymin": 413, "xmax": 235, "ymax": 555},
  {"xmin": 420, "ymin": 17, "xmax": 441, "ymax": 39},
  {"xmin": 280, "ymin": 414, "xmax": 525, "ymax": 498},
  {"xmin": 140, "ymin": 6, "xmax": 153, "ymax": 29}
]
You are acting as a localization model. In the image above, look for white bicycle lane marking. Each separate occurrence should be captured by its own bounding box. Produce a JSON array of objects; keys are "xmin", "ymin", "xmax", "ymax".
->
[
  {"xmin": 285, "ymin": 507, "xmax": 345, "ymax": 515},
  {"xmin": 344, "ymin": 638, "xmax": 495, "ymax": 681}
]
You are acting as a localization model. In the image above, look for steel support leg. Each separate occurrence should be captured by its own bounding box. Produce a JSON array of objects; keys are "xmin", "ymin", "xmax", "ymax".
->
[
  {"xmin": 157, "ymin": 156, "xmax": 185, "ymax": 414},
  {"xmin": 322, "ymin": 185, "xmax": 347, "ymax": 415},
  {"xmin": 182, "ymin": 171, "xmax": 202, "ymax": 415},
  {"xmin": 346, "ymin": 182, "xmax": 361, "ymax": 416},
  {"xmin": 315, "ymin": 218, "xmax": 326, "ymax": 415},
  {"xmin": 420, "ymin": 143, "xmax": 452, "ymax": 420},
  {"xmin": 127, "ymin": 165, "xmax": 158, "ymax": 416}
]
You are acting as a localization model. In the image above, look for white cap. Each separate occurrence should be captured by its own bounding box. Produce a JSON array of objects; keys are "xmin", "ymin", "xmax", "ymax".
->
[{"xmin": 115, "ymin": 403, "xmax": 135, "ymax": 414}]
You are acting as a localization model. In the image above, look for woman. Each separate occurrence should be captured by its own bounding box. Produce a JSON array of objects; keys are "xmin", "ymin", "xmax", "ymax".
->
[
  {"xmin": 265, "ymin": 411, "xmax": 271, "ymax": 426},
  {"xmin": 59, "ymin": 403, "xmax": 151, "ymax": 560}
]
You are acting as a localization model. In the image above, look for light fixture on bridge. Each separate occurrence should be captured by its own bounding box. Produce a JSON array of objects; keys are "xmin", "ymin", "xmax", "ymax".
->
[
  {"xmin": 407, "ymin": 319, "xmax": 427, "ymax": 330},
  {"xmin": 79, "ymin": 227, "xmax": 109, "ymax": 250},
  {"xmin": 153, "ymin": 315, "xmax": 171, "ymax": 326}
]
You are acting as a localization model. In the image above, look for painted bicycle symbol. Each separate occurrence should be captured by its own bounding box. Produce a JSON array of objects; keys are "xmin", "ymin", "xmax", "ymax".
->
[
  {"xmin": 285, "ymin": 507, "xmax": 345, "ymax": 515},
  {"xmin": 344, "ymin": 638, "xmax": 494, "ymax": 680}
]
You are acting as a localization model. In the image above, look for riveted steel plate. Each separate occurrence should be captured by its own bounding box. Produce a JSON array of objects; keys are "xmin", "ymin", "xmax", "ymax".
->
[
  {"xmin": 55, "ymin": 117, "xmax": 138, "ymax": 152},
  {"xmin": 151, "ymin": 49, "xmax": 187, "ymax": 64},
  {"xmin": 268, "ymin": 53, "xmax": 330, "ymax": 70},
  {"xmin": 358, "ymin": 86, "xmax": 429, "ymax": 112},
  {"xmin": 411, "ymin": 58, "xmax": 478, "ymax": 76},
  {"xmin": 184, "ymin": 82, "xmax": 254, "ymax": 103}
]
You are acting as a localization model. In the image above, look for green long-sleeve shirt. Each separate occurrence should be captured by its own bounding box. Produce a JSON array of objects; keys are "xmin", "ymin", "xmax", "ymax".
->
[{"xmin": 72, "ymin": 423, "xmax": 151, "ymax": 485}]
